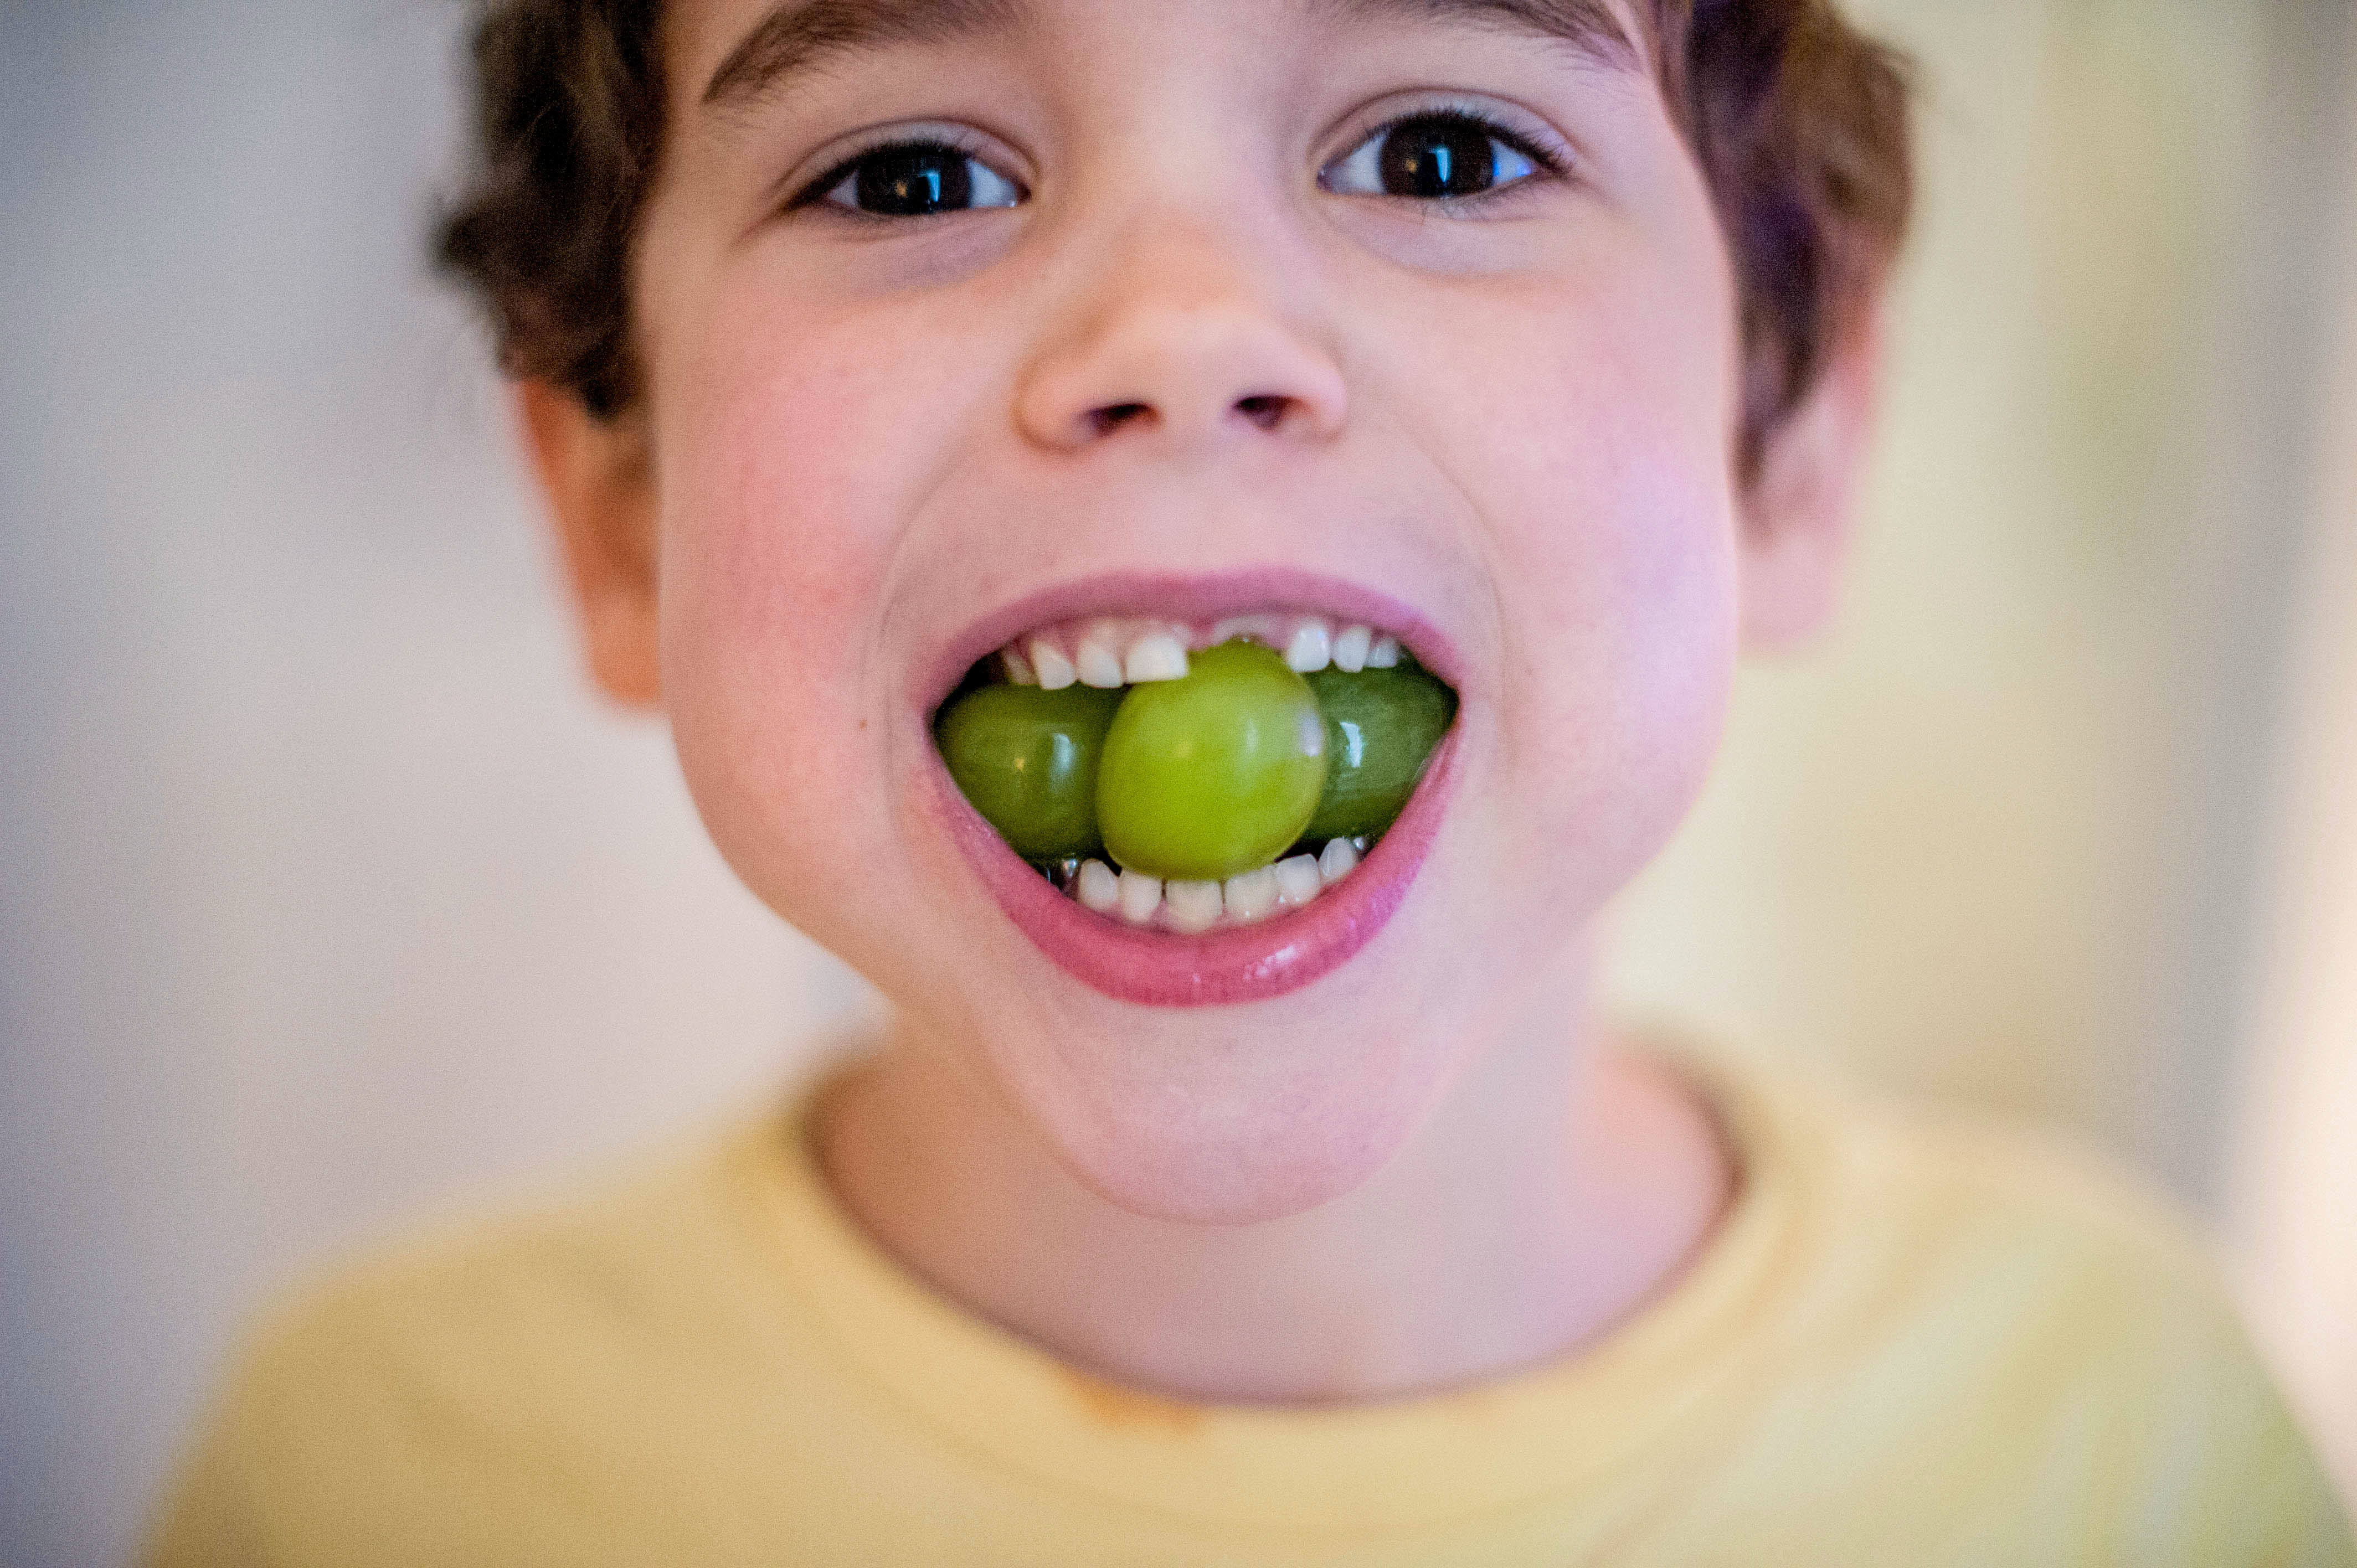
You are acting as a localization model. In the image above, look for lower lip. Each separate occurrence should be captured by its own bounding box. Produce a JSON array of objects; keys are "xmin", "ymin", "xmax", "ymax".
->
[{"xmin": 929, "ymin": 734, "xmax": 1458, "ymax": 1008}]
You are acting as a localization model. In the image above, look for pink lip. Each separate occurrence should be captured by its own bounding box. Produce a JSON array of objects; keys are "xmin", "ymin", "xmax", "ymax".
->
[
  {"xmin": 916, "ymin": 568, "xmax": 1462, "ymax": 1008},
  {"xmin": 927, "ymin": 731, "xmax": 1457, "ymax": 1007}
]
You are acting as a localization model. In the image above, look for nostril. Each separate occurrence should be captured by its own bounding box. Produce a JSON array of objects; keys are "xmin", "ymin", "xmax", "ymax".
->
[
  {"xmin": 1235, "ymin": 394, "xmax": 1288, "ymax": 431},
  {"xmin": 1086, "ymin": 402, "xmax": 1154, "ymax": 439}
]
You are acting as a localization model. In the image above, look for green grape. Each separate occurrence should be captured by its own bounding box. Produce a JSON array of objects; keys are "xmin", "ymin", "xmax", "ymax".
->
[
  {"xmin": 1303, "ymin": 663, "xmax": 1457, "ymax": 842},
  {"xmin": 1097, "ymin": 641, "xmax": 1327, "ymax": 881},
  {"xmin": 935, "ymin": 683, "xmax": 1123, "ymax": 862}
]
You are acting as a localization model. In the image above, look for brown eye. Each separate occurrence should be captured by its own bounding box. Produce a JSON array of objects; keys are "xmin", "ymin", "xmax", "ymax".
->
[
  {"xmin": 1322, "ymin": 112, "xmax": 1542, "ymax": 201},
  {"xmin": 812, "ymin": 141, "xmax": 1024, "ymax": 217}
]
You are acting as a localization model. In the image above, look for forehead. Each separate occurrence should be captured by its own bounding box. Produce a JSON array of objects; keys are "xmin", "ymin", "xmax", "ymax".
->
[{"xmin": 681, "ymin": 0, "xmax": 1653, "ymax": 114}]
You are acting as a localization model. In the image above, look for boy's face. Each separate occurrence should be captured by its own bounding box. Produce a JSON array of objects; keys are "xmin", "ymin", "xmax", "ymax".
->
[{"xmin": 539, "ymin": 0, "xmax": 1854, "ymax": 1222}]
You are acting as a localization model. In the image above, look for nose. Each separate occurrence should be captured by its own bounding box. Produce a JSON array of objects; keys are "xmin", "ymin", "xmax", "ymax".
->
[{"xmin": 1013, "ymin": 225, "xmax": 1349, "ymax": 455}]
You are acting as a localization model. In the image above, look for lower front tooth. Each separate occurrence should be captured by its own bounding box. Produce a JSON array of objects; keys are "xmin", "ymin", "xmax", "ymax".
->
[
  {"xmin": 1318, "ymin": 838, "xmax": 1360, "ymax": 884},
  {"xmin": 1273, "ymin": 854, "xmax": 1322, "ymax": 908},
  {"xmin": 1116, "ymin": 870, "xmax": 1163, "ymax": 925},
  {"xmin": 1223, "ymin": 866, "xmax": 1279, "ymax": 923},
  {"xmin": 1076, "ymin": 859, "xmax": 1121, "ymax": 913},
  {"xmin": 1164, "ymin": 879, "xmax": 1224, "ymax": 933}
]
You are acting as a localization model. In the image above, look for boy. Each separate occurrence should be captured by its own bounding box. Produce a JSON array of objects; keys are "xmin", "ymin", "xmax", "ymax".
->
[{"xmin": 149, "ymin": 0, "xmax": 2354, "ymax": 1561}]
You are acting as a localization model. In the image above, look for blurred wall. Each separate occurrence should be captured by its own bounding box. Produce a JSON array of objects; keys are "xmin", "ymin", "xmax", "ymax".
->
[
  {"xmin": 0, "ymin": 7, "xmax": 876, "ymax": 1564},
  {"xmin": 1612, "ymin": 0, "xmax": 2354, "ymax": 1203},
  {"xmin": 2229, "ymin": 72, "xmax": 2357, "ymax": 1493},
  {"xmin": 2, "ymin": 1, "xmax": 2350, "ymax": 1562}
]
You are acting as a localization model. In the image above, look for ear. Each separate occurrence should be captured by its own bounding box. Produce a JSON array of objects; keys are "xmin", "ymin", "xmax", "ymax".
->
[
  {"xmin": 1734, "ymin": 310, "xmax": 1885, "ymax": 652},
  {"xmin": 514, "ymin": 380, "xmax": 662, "ymax": 708}
]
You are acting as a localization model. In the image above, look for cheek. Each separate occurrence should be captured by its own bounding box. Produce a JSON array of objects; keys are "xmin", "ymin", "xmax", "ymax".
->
[
  {"xmin": 1506, "ymin": 331, "xmax": 1738, "ymax": 789},
  {"xmin": 1420, "ymin": 265, "xmax": 1741, "ymax": 909},
  {"xmin": 651, "ymin": 288, "xmax": 965, "ymax": 920}
]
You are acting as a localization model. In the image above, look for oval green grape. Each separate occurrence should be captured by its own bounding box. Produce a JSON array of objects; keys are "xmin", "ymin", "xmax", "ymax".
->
[
  {"xmin": 935, "ymin": 682, "xmax": 1123, "ymax": 862},
  {"xmin": 1097, "ymin": 641, "xmax": 1328, "ymax": 881},
  {"xmin": 1303, "ymin": 663, "xmax": 1457, "ymax": 842}
]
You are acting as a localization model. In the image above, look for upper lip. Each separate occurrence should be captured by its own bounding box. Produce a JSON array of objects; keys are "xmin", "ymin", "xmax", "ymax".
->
[{"xmin": 913, "ymin": 566, "xmax": 1464, "ymax": 715}]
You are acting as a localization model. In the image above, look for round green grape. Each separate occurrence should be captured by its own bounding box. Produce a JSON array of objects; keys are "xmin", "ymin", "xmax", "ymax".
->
[
  {"xmin": 1303, "ymin": 663, "xmax": 1457, "ymax": 842},
  {"xmin": 1097, "ymin": 641, "xmax": 1328, "ymax": 881},
  {"xmin": 935, "ymin": 682, "xmax": 1123, "ymax": 862}
]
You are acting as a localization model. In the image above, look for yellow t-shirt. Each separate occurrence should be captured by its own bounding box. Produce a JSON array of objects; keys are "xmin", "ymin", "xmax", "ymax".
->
[{"xmin": 147, "ymin": 1055, "xmax": 2353, "ymax": 1566}]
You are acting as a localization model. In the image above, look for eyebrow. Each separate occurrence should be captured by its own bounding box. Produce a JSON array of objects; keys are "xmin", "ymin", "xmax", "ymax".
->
[
  {"xmin": 704, "ymin": 0, "xmax": 1026, "ymax": 110},
  {"xmin": 1311, "ymin": 0, "xmax": 1646, "ymax": 74},
  {"xmin": 702, "ymin": 0, "xmax": 1643, "ymax": 114}
]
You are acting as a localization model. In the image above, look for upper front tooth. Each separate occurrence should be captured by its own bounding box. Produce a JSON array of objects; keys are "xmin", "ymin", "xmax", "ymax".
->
[
  {"xmin": 1284, "ymin": 619, "xmax": 1333, "ymax": 673},
  {"xmin": 1365, "ymin": 635, "xmax": 1402, "ymax": 669},
  {"xmin": 1002, "ymin": 644, "xmax": 1039, "ymax": 685},
  {"xmin": 1124, "ymin": 631, "xmax": 1189, "ymax": 683},
  {"xmin": 1075, "ymin": 631, "xmax": 1125, "ymax": 689},
  {"xmin": 1031, "ymin": 639, "xmax": 1077, "ymax": 690},
  {"xmin": 1331, "ymin": 623, "xmax": 1372, "ymax": 673}
]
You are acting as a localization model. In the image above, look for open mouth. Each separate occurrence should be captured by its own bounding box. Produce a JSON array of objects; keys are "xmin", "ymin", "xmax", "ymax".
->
[{"xmin": 925, "ymin": 582, "xmax": 1460, "ymax": 1004}]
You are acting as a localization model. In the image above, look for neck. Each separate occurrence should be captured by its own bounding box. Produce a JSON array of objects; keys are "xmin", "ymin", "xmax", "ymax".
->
[{"xmin": 816, "ymin": 952, "xmax": 1730, "ymax": 1405}]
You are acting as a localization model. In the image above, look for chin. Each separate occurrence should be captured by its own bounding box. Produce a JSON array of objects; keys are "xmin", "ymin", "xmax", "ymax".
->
[
  {"xmin": 1020, "ymin": 1021, "xmax": 1448, "ymax": 1226},
  {"xmin": 953, "ymin": 860, "xmax": 1517, "ymax": 1225}
]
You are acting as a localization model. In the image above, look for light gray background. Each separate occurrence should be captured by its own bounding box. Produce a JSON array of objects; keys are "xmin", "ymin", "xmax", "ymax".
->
[{"xmin": 4, "ymin": 2, "xmax": 2352, "ymax": 1562}]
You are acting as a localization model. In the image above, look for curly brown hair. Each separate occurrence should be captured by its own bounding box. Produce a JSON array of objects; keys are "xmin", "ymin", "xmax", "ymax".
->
[{"xmin": 436, "ymin": 0, "xmax": 1912, "ymax": 471}]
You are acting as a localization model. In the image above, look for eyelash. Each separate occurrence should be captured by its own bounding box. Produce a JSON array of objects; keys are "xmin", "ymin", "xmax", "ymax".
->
[{"xmin": 1356, "ymin": 107, "xmax": 1565, "ymax": 180}]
